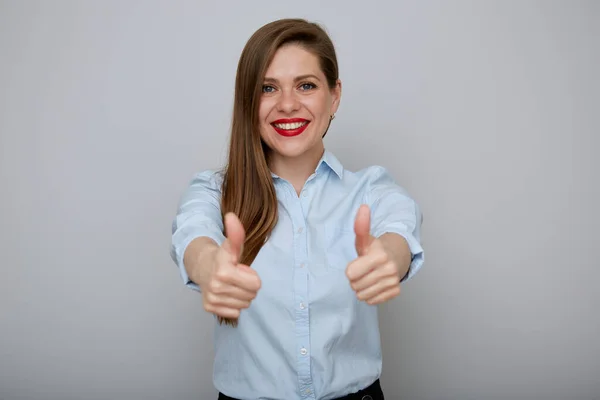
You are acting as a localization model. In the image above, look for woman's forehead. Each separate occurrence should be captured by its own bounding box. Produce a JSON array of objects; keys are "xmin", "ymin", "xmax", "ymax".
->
[{"xmin": 264, "ymin": 45, "xmax": 323, "ymax": 80}]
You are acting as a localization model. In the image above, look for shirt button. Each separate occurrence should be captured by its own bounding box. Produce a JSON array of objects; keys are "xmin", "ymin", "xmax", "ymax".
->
[
  {"xmin": 299, "ymin": 263, "xmax": 305, "ymax": 268},
  {"xmin": 305, "ymin": 389, "xmax": 311, "ymax": 394},
  {"xmin": 300, "ymin": 348, "xmax": 307, "ymax": 355},
  {"xmin": 302, "ymin": 191, "xmax": 308, "ymax": 197},
  {"xmin": 297, "ymin": 227, "xmax": 303, "ymax": 233},
  {"xmin": 300, "ymin": 302, "xmax": 305, "ymax": 309}
]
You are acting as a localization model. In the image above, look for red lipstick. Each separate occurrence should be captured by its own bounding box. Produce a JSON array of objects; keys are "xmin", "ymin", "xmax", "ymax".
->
[{"xmin": 271, "ymin": 118, "xmax": 310, "ymax": 137}]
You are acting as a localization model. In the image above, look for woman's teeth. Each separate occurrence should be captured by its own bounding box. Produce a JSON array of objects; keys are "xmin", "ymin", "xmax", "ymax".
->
[{"xmin": 274, "ymin": 121, "xmax": 308, "ymax": 130}]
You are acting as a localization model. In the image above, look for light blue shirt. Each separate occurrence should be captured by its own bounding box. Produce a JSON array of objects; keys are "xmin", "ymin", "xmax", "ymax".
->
[{"xmin": 171, "ymin": 150, "xmax": 424, "ymax": 400}]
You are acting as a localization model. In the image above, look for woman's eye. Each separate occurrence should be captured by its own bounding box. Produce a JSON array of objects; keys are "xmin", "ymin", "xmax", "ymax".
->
[
  {"xmin": 262, "ymin": 85, "xmax": 275, "ymax": 93},
  {"xmin": 299, "ymin": 83, "xmax": 316, "ymax": 91}
]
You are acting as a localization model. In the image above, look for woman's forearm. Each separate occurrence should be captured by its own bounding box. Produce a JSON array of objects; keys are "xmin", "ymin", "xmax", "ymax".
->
[{"xmin": 183, "ymin": 237, "xmax": 220, "ymax": 287}]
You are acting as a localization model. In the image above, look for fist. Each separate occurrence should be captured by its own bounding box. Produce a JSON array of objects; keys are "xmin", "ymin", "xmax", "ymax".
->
[
  {"xmin": 346, "ymin": 204, "xmax": 402, "ymax": 305},
  {"xmin": 200, "ymin": 212, "xmax": 261, "ymax": 319}
]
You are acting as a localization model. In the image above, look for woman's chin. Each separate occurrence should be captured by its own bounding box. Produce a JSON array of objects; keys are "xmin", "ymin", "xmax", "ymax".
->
[{"xmin": 271, "ymin": 141, "xmax": 323, "ymax": 160}]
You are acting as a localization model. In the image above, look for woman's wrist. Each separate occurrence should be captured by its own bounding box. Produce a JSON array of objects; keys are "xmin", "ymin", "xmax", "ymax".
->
[{"xmin": 184, "ymin": 237, "xmax": 220, "ymax": 287}]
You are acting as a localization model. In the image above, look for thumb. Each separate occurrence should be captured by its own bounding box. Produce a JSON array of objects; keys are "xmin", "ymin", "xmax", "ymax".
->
[
  {"xmin": 354, "ymin": 204, "xmax": 373, "ymax": 256},
  {"xmin": 222, "ymin": 212, "xmax": 245, "ymax": 263}
]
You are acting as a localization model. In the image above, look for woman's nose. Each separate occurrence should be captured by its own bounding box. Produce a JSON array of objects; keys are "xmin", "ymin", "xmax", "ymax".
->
[{"xmin": 276, "ymin": 89, "xmax": 300, "ymax": 113}]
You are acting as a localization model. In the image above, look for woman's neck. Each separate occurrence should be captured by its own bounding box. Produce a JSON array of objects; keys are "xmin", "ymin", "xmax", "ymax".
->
[{"xmin": 268, "ymin": 146, "xmax": 324, "ymax": 196}]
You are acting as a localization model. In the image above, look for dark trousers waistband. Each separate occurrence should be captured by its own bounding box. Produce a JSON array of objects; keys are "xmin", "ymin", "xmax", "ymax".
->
[{"xmin": 218, "ymin": 378, "xmax": 384, "ymax": 400}]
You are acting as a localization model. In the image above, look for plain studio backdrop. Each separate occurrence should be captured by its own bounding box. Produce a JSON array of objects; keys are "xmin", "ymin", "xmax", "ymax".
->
[{"xmin": 1, "ymin": 1, "xmax": 598, "ymax": 399}]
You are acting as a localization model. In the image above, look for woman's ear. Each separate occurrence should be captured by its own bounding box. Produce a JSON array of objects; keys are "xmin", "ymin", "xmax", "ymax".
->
[{"xmin": 330, "ymin": 79, "xmax": 342, "ymax": 115}]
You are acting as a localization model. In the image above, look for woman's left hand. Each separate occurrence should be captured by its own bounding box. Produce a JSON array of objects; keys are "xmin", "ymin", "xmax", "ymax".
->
[{"xmin": 345, "ymin": 205, "xmax": 403, "ymax": 305}]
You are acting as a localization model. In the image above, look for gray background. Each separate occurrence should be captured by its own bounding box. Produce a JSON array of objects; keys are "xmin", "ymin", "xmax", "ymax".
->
[{"xmin": 1, "ymin": 1, "xmax": 598, "ymax": 399}]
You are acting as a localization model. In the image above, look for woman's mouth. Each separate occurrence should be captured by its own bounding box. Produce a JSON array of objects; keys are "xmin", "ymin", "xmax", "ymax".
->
[{"xmin": 271, "ymin": 118, "xmax": 310, "ymax": 137}]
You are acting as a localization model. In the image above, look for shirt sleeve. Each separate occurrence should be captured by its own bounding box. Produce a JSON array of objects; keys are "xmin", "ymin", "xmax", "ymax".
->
[
  {"xmin": 365, "ymin": 166, "xmax": 424, "ymax": 282},
  {"xmin": 170, "ymin": 170, "xmax": 226, "ymax": 291}
]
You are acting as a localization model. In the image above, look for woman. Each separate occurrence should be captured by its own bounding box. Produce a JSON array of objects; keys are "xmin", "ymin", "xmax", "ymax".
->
[{"xmin": 171, "ymin": 18, "xmax": 424, "ymax": 400}]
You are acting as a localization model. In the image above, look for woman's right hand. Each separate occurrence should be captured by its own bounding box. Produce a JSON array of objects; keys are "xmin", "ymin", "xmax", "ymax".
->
[{"xmin": 196, "ymin": 213, "xmax": 262, "ymax": 319}]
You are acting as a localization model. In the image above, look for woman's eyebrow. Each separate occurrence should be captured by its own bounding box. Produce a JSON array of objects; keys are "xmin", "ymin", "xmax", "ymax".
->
[{"xmin": 263, "ymin": 74, "xmax": 321, "ymax": 83}]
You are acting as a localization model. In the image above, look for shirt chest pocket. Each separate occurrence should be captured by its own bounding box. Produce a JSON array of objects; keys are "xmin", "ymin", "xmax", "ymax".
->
[{"xmin": 324, "ymin": 225, "xmax": 358, "ymax": 272}]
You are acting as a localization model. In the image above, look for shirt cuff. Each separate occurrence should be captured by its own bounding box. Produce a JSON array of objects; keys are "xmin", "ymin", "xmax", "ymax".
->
[{"xmin": 375, "ymin": 226, "xmax": 424, "ymax": 282}]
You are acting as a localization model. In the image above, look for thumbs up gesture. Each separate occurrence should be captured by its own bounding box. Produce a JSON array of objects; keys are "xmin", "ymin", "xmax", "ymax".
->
[
  {"xmin": 346, "ymin": 205, "xmax": 402, "ymax": 305},
  {"xmin": 199, "ymin": 212, "xmax": 262, "ymax": 319}
]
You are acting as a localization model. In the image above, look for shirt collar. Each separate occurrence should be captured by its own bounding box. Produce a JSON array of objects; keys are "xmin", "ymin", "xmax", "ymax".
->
[
  {"xmin": 270, "ymin": 149, "xmax": 344, "ymax": 180},
  {"xmin": 316, "ymin": 149, "xmax": 344, "ymax": 179}
]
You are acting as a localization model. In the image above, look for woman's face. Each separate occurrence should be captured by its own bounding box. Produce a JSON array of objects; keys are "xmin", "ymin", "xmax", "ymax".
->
[{"xmin": 258, "ymin": 44, "xmax": 341, "ymax": 162}]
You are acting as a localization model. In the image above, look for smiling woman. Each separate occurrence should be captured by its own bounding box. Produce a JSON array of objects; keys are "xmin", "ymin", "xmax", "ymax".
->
[
  {"xmin": 259, "ymin": 44, "xmax": 341, "ymax": 185},
  {"xmin": 170, "ymin": 18, "xmax": 425, "ymax": 400}
]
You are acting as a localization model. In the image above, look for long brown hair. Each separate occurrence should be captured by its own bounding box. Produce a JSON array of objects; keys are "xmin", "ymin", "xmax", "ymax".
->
[{"xmin": 219, "ymin": 19, "xmax": 339, "ymax": 326}]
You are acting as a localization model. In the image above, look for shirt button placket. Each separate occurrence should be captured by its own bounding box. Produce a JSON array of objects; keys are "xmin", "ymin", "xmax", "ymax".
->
[{"xmin": 292, "ymin": 185, "xmax": 315, "ymax": 399}]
